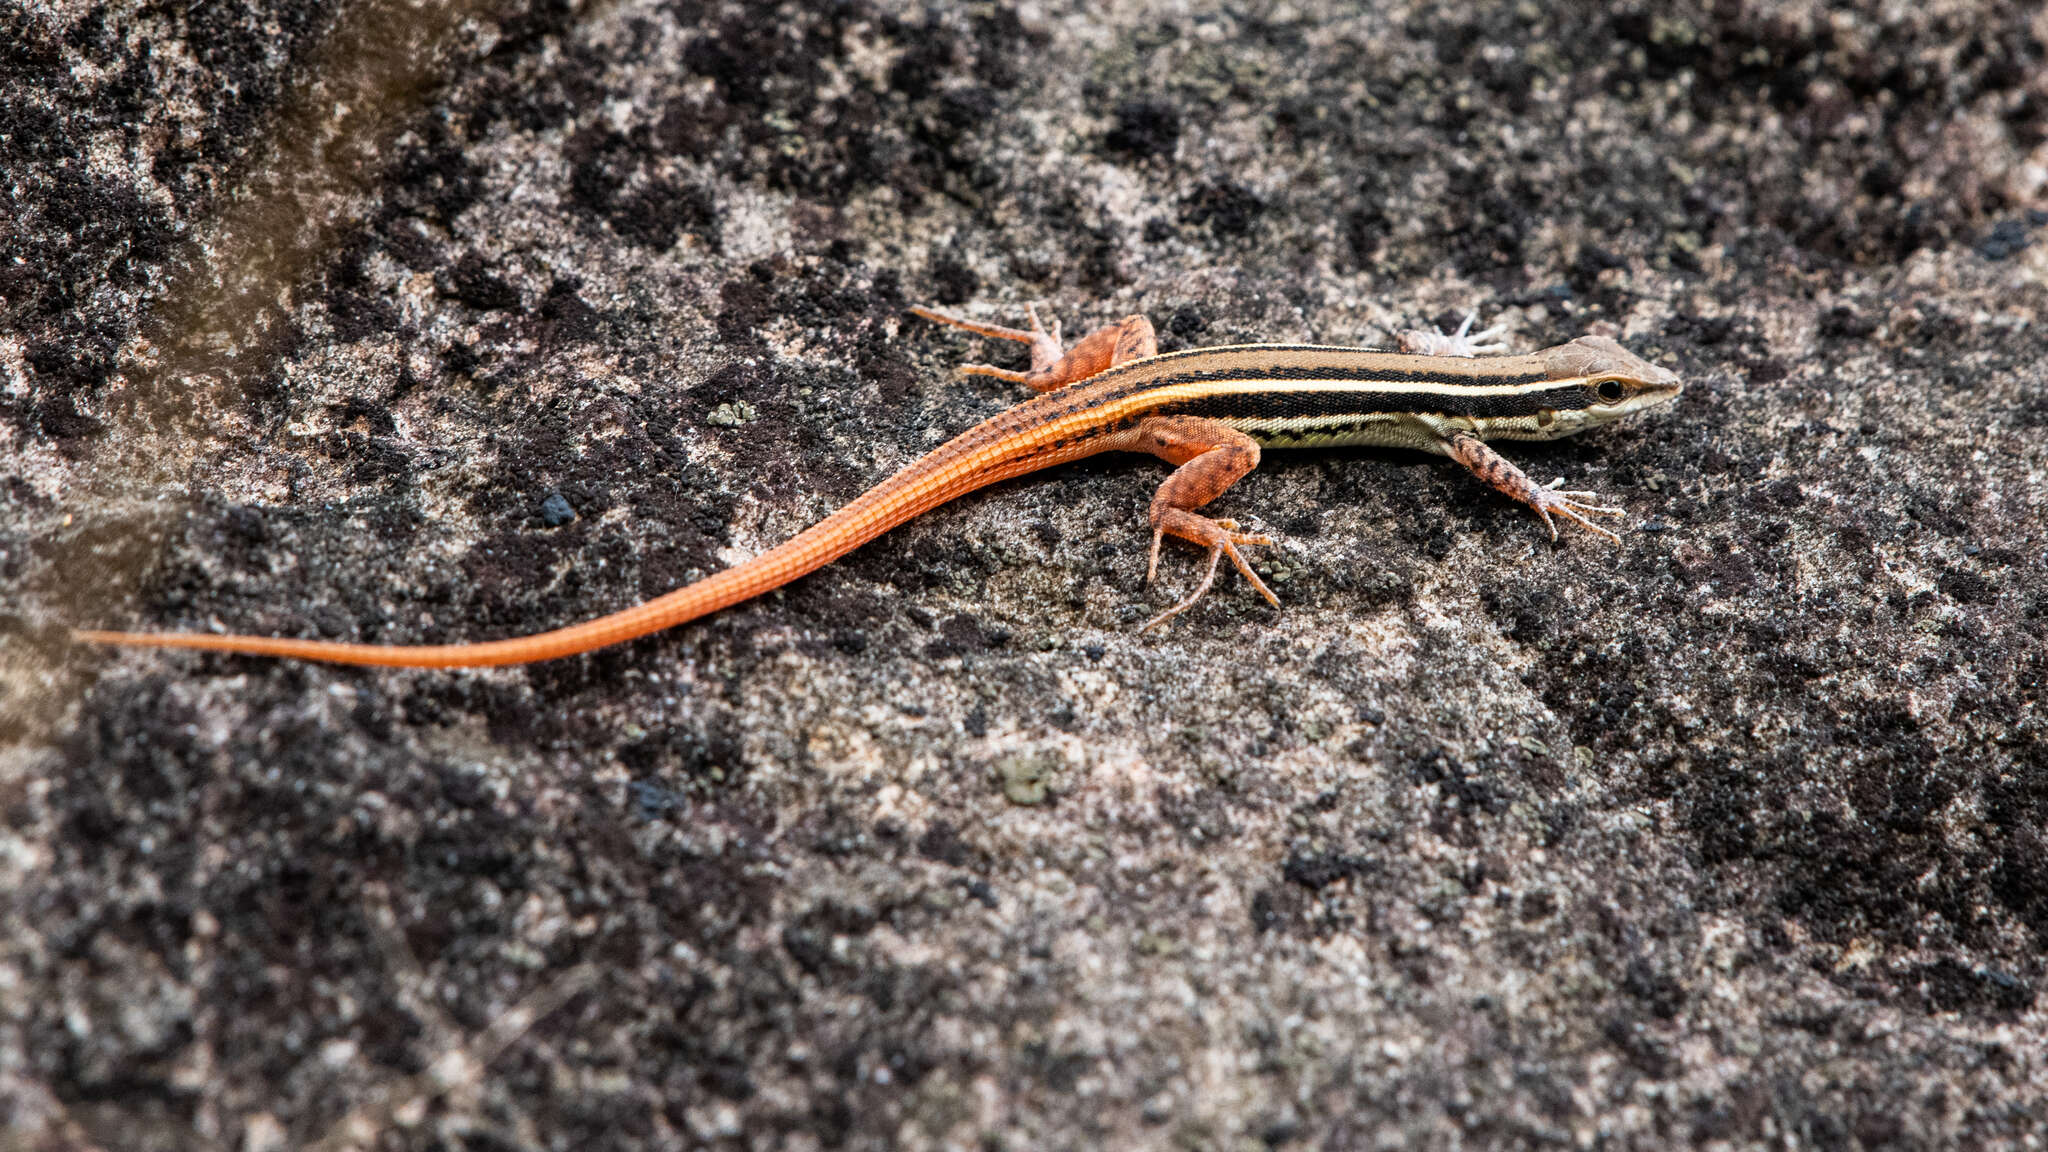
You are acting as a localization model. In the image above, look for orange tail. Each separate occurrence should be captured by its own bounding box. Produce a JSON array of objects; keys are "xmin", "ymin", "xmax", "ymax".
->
[{"xmin": 74, "ymin": 411, "xmax": 1079, "ymax": 668}]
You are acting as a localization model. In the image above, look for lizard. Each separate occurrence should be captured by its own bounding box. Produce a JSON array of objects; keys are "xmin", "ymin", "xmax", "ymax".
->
[{"xmin": 73, "ymin": 304, "xmax": 1682, "ymax": 667}]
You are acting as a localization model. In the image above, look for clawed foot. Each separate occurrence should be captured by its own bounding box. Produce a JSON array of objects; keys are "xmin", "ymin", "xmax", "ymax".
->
[
  {"xmin": 1141, "ymin": 523, "xmax": 1280, "ymax": 632},
  {"xmin": 1398, "ymin": 310, "xmax": 1509, "ymax": 358},
  {"xmin": 1528, "ymin": 480, "xmax": 1624, "ymax": 542},
  {"xmin": 915, "ymin": 301, "xmax": 1160, "ymax": 393},
  {"xmin": 909, "ymin": 303, "xmax": 1064, "ymax": 383}
]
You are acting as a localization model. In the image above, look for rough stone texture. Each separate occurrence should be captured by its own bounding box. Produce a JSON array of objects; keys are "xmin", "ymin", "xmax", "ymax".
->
[{"xmin": 5, "ymin": 0, "xmax": 2047, "ymax": 1148}]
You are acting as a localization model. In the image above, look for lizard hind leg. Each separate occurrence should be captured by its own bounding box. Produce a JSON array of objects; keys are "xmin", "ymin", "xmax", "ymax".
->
[
  {"xmin": 911, "ymin": 304, "xmax": 1157, "ymax": 392},
  {"xmin": 1127, "ymin": 415, "xmax": 1279, "ymax": 632},
  {"xmin": 1140, "ymin": 522, "xmax": 1278, "ymax": 633},
  {"xmin": 907, "ymin": 303, "xmax": 1063, "ymax": 381}
]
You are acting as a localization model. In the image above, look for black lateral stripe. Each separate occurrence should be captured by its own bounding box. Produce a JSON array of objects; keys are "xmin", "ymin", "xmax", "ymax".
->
[
  {"xmin": 1165, "ymin": 363, "xmax": 1552, "ymax": 388},
  {"xmin": 1247, "ymin": 417, "xmax": 1390, "ymax": 443},
  {"xmin": 1166, "ymin": 384, "xmax": 1591, "ymax": 422}
]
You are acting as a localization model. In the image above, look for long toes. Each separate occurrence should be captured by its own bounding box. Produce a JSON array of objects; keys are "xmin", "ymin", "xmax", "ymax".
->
[
  {"xmin": 1539, "ymin": 484, "xmax": 1623, "ymax": 516},
  {"xmin": 1560, "ymin": 510, "xmax": 1624, "ymax": 543},
  {"xmin": 1465, "ymin": 324, "xmax": 1510, "ymax": 354},
  {"xmin": 1140, "ymin": 599, "xmax": 1194, "ymax": 633},
  {"xmin": 1140, "ymin": 607, "xmax": 1181, "ymax": 633},
  {"xmin": 1026, "ymin": 303, "xmax": 1062, "ymax": 343},
  {"xmin": 1209, "ymin": 537, "xmax": 1278, "ymax": 609},
  {"xmin": 1139, "ymin": 530, "xmax": 1285, "ymax": 630},
  {"xmin": 1547, "ymin": 493, "xmax": 1623, "ymax": 516},
  {"xmin": 1186, "ymin": 517, "xmax": 1273, "ymax": 551},
  {"xmin": 913, "ymin": 305, "xmax": 1033, "ymax": 343},
  {"xmin": 1399, "ymin": 315, "xmax": 1508, "ymax": 358},
  {"xmin": 1141, "ymin": 547, "xmax": 1225, "ymax": 632},
  {"xmin": 1538, "ymin": 498, "xmax": 1624, "ymax": 541},
  {"xmin": 1205, "ymin": 519, "xmax": 1274, "ymax": 549},
  {"xmin": 959, "ymin": 363, "xmax": 1029, "ymax": 383}
]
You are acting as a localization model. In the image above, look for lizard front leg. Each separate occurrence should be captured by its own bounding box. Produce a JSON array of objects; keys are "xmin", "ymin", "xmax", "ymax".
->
[
  {"xmin": 911, "ymin": 304, "xmax": 1157, "ymax": 392},
  {"xmin": 1398, "ymin": 315, "xmax": 1628, "ymax": 540},
  {"xmin": 1122, "ymin": 415, "xmax": 1280, "ymax": 631},
  {"xmin": 1397, "ymin": 309, "xmax": 1510, "ymax": 357},
  {"xmin": 1443, "ymin": 430, "xmax": 1624, "ymax": 542}
]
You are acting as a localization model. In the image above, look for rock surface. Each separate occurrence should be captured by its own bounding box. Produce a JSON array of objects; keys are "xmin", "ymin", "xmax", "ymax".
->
[{"xmin": 5, "ymin": 1, "xmax": 2047, "ymax": 1148}]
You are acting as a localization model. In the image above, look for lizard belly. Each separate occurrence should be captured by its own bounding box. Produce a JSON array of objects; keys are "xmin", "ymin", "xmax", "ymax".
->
[{"xmin": 1234, "ymin": 412, "xmax": 1450, "ymax": 453}]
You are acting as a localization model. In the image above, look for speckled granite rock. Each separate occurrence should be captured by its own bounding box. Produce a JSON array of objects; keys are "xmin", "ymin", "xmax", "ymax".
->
[{"xmin": 5, "ymin": 1, "xmax": 2047, "ymax": 1148}]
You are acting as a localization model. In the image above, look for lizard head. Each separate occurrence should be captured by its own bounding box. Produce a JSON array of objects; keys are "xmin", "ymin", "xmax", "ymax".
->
[{"xmin": 1540, "ymin": 335, "xmax": 1683, "ymax": 429}]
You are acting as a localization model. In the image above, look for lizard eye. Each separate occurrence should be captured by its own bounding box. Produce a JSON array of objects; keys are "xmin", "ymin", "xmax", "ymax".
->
[{"xmin": 1595, "ymin": 380, "xmax": 1626, "ymax": 402}]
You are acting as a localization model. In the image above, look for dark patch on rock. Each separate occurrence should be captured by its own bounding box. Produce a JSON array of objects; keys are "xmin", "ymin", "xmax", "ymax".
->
[
  {"xmin": 1282, "ymin": 851, "xmax": 1370, "ymax": 890},
  {"xmin": 323, "ymin": 286, "xmax": 400, "ymax": 342},
  {"xmin": 1906, "ymin": 958, "xmax": 2035, "ymax": 1015},
  {"xmin": 924, "ymin": 613, "xmax": 992, "ymax": 659},
  {"xmin": 1179, "ymin": 180, "xmax": 1264, "ymax": 239},
  {"xmin": 618, "ymin": 709, "xmax": 745, "ymax": 789},
  {"xmin": 538, "ymin": 278, "xmax": 601, "ymax": 344},
  {"xmin": 1974, "ymin": 216, "xmax": 2035, "ymax": 261},
  {"xmin": 1622, "ymin": 956, "xmax": 1687, "ymax": 1019},
  {"xmin": 386, "ymin": 118, "xmax": 481, "ymax": 225},
  {"xmin": 1937, "ymin": 566, "xmax": 1996, "ymax": 604},
  {"xmin": 1104, "ymin": 98, "xmax": 1181, "ymax": 160},
  {"xmin": 34, "ymin": 395, "xmax": 105, "ymax": 444},
  {"xmin": 438, "ymin": 253, "xmax": 522, "ymax": 312},
  {"xmin": 716, "ymin": 274, "xmax": 775, "ymax": 342},
  {"xmin": 927, "ymin": 255, "xmax": 978, "ymax": 306},
  {"xmin": 565, "ymin": 126, "xmax": 720, "ymax": 250}
]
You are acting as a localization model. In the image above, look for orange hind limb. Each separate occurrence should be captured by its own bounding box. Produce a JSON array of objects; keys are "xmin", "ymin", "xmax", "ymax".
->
[
  {"xmin": 911, "ymin": 304, "xmax": 1157, "ymax": 392},
  {"xmin": 1119, "ymin": 415, "xmax": 1278, "ymax": 631}
]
